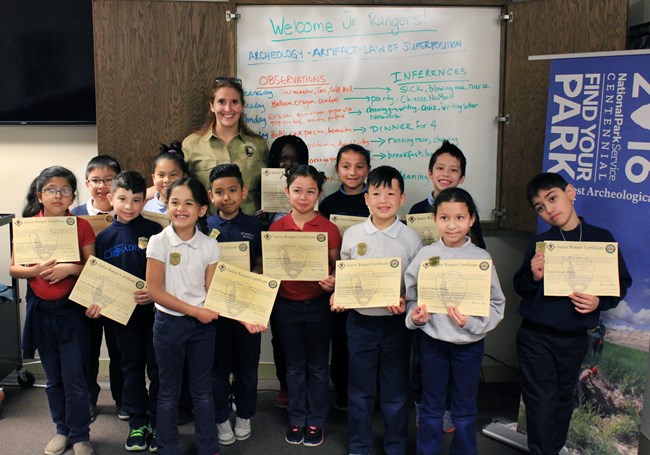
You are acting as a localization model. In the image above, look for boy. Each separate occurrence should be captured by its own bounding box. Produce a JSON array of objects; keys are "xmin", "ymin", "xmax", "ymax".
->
[
  {"xmin": 410, "ymin": 140, "xmax": 484, "ymax": 433},
  {"xmin": 514, "ymin": 172, "xmax": 632, "ymax": 455},
  {"xmin": 71, "ymin": 155, "xmax": 121, "ymax": 215},
  {"xmin": 87, "ymin": 171, "xmax": 163, "ymax": 451},
  {"xmin": 331, "ymin": 166, "xmax": 423, "ymax": 455},
  {"xmin": 72, "ymin": 155, "xmax": 125, "ymax": 421},
  {"xmin": 206, "ymin": 164, "xmax": 265, "ymax": 447},
  {"xmin": 409, "ymin": 140, "xmax": 485, "ymax": 249}
]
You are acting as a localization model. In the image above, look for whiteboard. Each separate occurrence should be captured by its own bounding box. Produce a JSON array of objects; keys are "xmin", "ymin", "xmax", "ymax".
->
[{"xmin": 237, "ymin": 6, "xmax": 502, "ymax": 219}]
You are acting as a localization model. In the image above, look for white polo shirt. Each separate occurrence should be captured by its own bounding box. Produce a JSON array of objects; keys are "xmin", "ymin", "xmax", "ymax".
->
[
  {"xmin": 146, "ymin": 224, "xmax": 221, "ymax": 316},
  {"xmin": 340, "ymin": 216, "xmax": 423, "ymax": 316}
]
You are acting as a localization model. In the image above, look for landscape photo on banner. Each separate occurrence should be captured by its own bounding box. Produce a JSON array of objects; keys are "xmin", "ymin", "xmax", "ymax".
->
[{"xmin": 534, "ymin": 51, "xmax": 650, "ymax": 454}]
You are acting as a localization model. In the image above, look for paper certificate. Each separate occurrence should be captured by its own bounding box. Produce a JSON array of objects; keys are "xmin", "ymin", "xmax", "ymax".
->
[
  {"xmin": 218, "ymin": 241, "xmax": 251, "ymax": 272},
  {"xmin": 541, "ymin": 241, "xmax": 620, "ymax": 296},
  {"xmin": 142, "ymin": 211, "xmax": 170, "ymax": 227},
  {"xmin": 12, "ymin": 216, "xmax": 80, "ymax": 264},
  {"xmin": 79, "ymin": 215, "xmax": 114, "ymax": 236},
  {"xmin": 261, "ymin": 168, "xmax": 292, "ymax": 213},
  {"xmin": 261, "ymin": 168, "xmax": 318, "ymax": 213},
  {"xmin": 329, "ymin": 215, "xmax": 366, "ymax": 236},
  {"xmin": 262, "ymin": 231, "xmax": 329, "ymax": 281},
  {"xmin": 205, "ymin": 262, "xmax": 280, "ymax": 326},
  {"xmin": 334, "ymin": 257, "xmax": 401, "ymax": 308},
  {"xmin": 417, "ymin": 259, "xmax": 492, "ymax": 317},
  {"xmin": 406, "ymin": 213, "xmax": 440, "ymax": 245},
  {"xmin": 69, "ymin": 255, "xmax": 141, "ymax": 325}
]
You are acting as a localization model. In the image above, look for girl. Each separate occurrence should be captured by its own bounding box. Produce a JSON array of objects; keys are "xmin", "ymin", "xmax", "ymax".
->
[
  {"xmin": 318, "ymin": 143, "xmax": 371, "ymax": 219},
  {"xmin": 268, "ymin": 134, "xmax": 309, "ymax": 171},
  {"xmin": 404, "ymin": 187, "xmax": 505, "ymax": 455},
  {"xmin": 269, "ymin": 165, "xmax": 342, "ymax": 447},
  {"xmin": 318, "ymin": 143, "xmax": 371, "ymax": 411},
  {"xmin": 143, "ymin": 142, "xmax": 188, "ymax": 214},
  {"xmin": 146, "ymin": 177, "xmax": 221, "ymax": 455},
  {"xmin": 265, "ymin": 134, "xmax": 309, "ymax": 408},
  {"xmin": 10, "ymin": 167, "xmax": 96, "ymax": 455},
  {"xmin": 182, "ymin": 77, "xmax": 269, "ymax": 215}
]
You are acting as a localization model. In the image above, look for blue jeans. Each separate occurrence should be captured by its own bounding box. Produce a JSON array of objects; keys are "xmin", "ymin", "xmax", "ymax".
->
[
  {"xmin": 212, "ymin": 317, "xmax": 261, "ymax": 422},
  {"xmin": 274, "ymin": 294, "xmax": 333, "ymax": 428},
  {"xmin": 34, "ymin": 298, "xmax": 91, "ymax": 444},
  {"xmin": 418, "ymin": 336, "xmax": 484, "ymax": 455},
  {"xmin": 154, "ymin": 311, "xmax": 218, "ymax": 455},
  {"xmin": 114, "ymin": 304, "xmax": 158, "ymax": 428},
  {"xmin": 347, "ymin": 311, "xmax": 410, "ymax": 455}
]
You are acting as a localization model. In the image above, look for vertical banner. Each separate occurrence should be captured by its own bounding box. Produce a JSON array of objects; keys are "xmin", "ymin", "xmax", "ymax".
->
[{"xmin": 540, "ymin": 52, "xmax": 649, "ymax": 453}]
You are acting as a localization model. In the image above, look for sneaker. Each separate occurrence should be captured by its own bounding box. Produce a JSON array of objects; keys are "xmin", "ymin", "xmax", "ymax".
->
[
  {"xmin": 285, "ymin": 425, "xmax": 304, "ymax": 444},
  {"xmin": 303, "ymin": 426, "xmax": 323, "ymax": 447},
  {"xmin": 118, "ymin": 406, "xmax": 130, "ymax": 421},
  {"xmin": 45, "ymin": 434, "xmax": 70, "ymax": 455},
  {"xmin": 125, "ymin": 425, "xmax": 150, "ymax": 451},
  {"xmin": 149, "ymin": 429, "xmax": 157, "ymax": 453},
  {"xmin": 217, "ymin": 420, "xmax": 236, "ymax": 446},
  {"xmin": 274, "ymin": 389, "xmax": 289, "ymax": 408},
  {"xmin": 72, "ymin": 441, "xmax": 96, "ymax": 455},
  {"xmin": 443, "ymin": 410, "xmax": 456, "ymax": 433},
  {"xmin": 234, "ymin": 417, "xmax": 251, "ymax": 441},
  {"xmin": 334, "ymin": 397, "xmax": 348, "ymax": 412}
]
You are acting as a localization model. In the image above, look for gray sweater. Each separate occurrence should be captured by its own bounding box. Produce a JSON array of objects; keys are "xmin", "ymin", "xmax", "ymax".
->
[{"xmin": 404, "ymin": 237, "xmax": 505, "ymax": 344}]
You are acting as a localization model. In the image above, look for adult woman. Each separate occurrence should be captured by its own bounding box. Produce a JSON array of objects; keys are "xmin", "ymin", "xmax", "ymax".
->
[{"xmin": 183, "ymin": 77, "xmax": 269, "ymax": 215}]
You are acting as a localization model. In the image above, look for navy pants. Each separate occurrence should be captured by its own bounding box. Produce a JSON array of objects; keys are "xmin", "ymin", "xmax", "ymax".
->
[
  {"xmin": 418, "ymin": 336, "xmax": 484, "ymax": 455},
  {"xmin": 212, "ymin": 317, "xmax": 261, "ymax": 422},
  {"xmin": 269, "ymin": 309, "xmax": 288, "ymax": 391},
  {"xmin": 154, "ymin": 311, "xmax": 218, "ymax": 455},
  {"xmin": 330, "ymin": 311, "xmax": 349, "ymax": 405},
  {"xmin": 35, "ymin": 299, "xmax": 91, "ymax": 444},
  {"xmin": 517, "ymin": 322, "xmax": 588, "ymax": 455},
  {"xmin": 114, "ymin": 304, "xmax": 158, "ymax": 429},
  {"xmin": 347, "ymin": 311, "xmax": 410, "ymax": 455},
  {"xmin": 274, "ymin": 294, "xmax": 333, "ymax": 428},
  {"xmin": 87, "ymin": 315, "xmax": 123, "ymax": 407}
]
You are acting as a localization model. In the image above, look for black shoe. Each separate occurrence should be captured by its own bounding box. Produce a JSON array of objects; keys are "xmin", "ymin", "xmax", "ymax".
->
[
  {"xmin": 303, "ymin": 426, "xmax": 323, "ymax": 447},
  {"xmin": 285, "ymin": 425, "xmax": 304, "ymax": 444},
  {"xmin": 118, "ymin": 406, "xmax": 130, "ymax": 421},
  {"xmin": 89, "ymin": 405, "xmax": 97, "ymax": 423}
]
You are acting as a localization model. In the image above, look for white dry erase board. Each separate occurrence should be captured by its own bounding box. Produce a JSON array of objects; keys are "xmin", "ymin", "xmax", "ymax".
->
[{"xmin": 237, "ymin": 6, "xmax": 502, "ymax": 219}]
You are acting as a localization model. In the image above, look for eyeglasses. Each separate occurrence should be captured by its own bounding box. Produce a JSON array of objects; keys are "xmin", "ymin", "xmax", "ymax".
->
[
  {"xmin": 87, "ymin": 178, "xmax": 114, "ymax": 187},
  {"xmin": 215, "ymin": 77, "xmax": 242, "ymax": 87},
  {"xmin": 41, "ymin": 188, "xmax": 74, "ymax": 197}
]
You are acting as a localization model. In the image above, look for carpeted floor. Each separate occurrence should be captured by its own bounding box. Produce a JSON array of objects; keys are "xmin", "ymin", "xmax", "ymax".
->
[{"xmin": 0, "ymin": 378, "xmax": 524, "ymax": 454}]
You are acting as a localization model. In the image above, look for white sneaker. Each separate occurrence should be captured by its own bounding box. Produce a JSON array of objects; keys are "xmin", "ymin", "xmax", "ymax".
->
[
  {"xmin": 217, "ymin": 420, "xmax": 236, "ymax": 445},
  {"xmin": 234, "ymin": 417, "xmax": 251, "ymax": 441},
  {"xmin": 44, "ymin": 435, "xmax": 70, "ymax": 455}
]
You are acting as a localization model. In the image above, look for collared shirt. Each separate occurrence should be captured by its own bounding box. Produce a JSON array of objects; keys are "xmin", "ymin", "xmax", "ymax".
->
[
  {"xmin": 182, "ymin": 129, "xmax": 269, "ymax": 215},
  {"xmin": 143, "ymin": 192, "xmax": 167, "ymax": 214},
  {"xmin": 146, "ymin": 225, "xmax": 221, "ymax": 316},
  {"xmin": 269, "ymin": 212, "xmax": 342, "ymax": 301},
  {"xmin": 206, "ymin": 210, "xmax": 262, "ymax": 270},
  {"xmin": 70, "ymin": 197, "xmax": 112, "ymax": 216},
  {"xmin": 341, "ymin": 216, "xmax": 423, "ymax": 316}
]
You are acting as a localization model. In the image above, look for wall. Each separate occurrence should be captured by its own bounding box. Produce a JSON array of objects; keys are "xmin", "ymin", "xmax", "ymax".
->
[
  {"xmin": 0, "ymin": 125, "xmax": 97, "ymax": 368},
  {"xmin": 629, "ymin": 0, "xmax": 650, "ymax": 25}
]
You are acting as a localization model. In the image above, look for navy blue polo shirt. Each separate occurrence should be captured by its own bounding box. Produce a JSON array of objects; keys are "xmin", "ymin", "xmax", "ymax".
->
[{"xmin": 206, "ymin": 210, "xmax": 262, "ymax": 269}]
